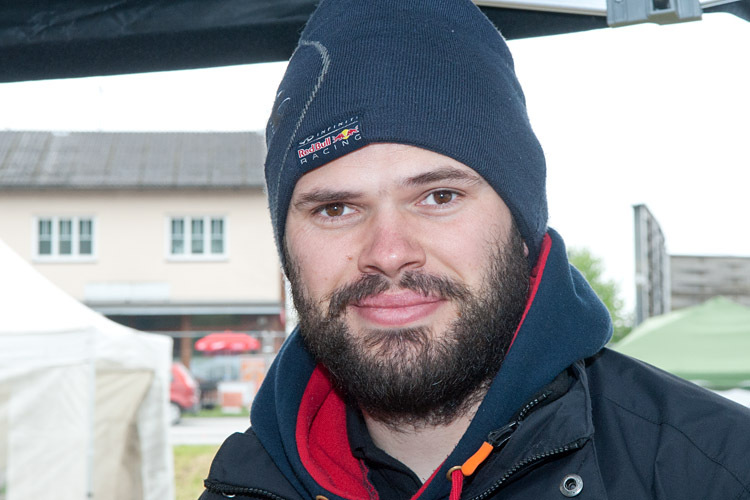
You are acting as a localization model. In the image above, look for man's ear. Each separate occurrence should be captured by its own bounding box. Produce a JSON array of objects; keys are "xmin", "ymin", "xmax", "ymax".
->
[{"xmin": 523, "ymin": 242, "xmax": 529, "ymax": 257}]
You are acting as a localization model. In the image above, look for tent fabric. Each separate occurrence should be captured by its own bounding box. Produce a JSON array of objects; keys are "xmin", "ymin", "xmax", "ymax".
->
[
  {"xmin": 0, "ymin": 0, "xmax": 748, "ymax": 83},
  {"xmin": 614, "ymin": 296, "xmax": 750, "ymax": 389},
  {"xmin": 0, "ymin": 239, "xmax": 173, "ymax": 500}
]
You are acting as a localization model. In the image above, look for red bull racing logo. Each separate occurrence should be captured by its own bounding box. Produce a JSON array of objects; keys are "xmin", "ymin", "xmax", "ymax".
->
[{"xmin": 296, "ymin": 118, "xmax": 363, "ymax": 164}]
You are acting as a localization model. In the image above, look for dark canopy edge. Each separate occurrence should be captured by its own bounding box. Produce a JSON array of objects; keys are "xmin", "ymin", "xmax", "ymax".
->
[{"xmin": 0, "ymin": 1, "xmax": 746, "ymax": 83}]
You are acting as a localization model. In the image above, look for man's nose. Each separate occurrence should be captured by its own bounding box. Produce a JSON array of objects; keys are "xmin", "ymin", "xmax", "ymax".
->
[{"xmin": 357, "ymin": 211, "xmax": 426, "ymax": 279}]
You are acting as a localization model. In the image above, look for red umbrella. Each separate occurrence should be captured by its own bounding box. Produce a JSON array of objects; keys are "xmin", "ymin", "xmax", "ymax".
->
[{"xmin": 195, "ymin": 331, "xmax": 261, "ymax": 353}]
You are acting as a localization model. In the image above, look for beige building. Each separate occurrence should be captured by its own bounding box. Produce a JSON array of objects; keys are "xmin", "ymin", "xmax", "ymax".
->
[{"xmin": 0, "ymin": 130, "xmax": 284, "ymax": 369}]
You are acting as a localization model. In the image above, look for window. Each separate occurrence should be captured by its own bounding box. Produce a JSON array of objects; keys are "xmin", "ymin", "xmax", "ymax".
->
[
  {"xmin": 169, "ymin": 216, "xmax": 226, "ymax": 259},
  {"xmin": 79, "ymin": 219, "xmax": 93, "ymax": 255},
  {"xmin": 59, "ymin": 219, "xmax": 72, "ymax": 255},
  {"xmin": 38, "ymin": 219, "xmax": 52, "ymax": 255},
  {"xmin": 191, "ymin": 218, "xmax": 204, "ymax": 254},
  {"xmin": 211, "ymin": 219, "xmax": 224, "ymax": 254},
  {"xmin": 171, "ymin": 219, "xmax": 185, "ymax": 254},
  {"xmin": 35, "ymin": 216, "xmax": 95, "ymax": 260}
]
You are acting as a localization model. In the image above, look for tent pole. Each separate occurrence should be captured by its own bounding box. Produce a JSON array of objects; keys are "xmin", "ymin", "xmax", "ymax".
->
[{"xmin": 86, "ymin": 332, "xmax": 96, "ymax": 499}]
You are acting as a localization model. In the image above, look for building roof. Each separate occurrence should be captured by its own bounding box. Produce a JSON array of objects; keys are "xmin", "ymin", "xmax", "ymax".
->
[{"xmin": 0, "ymin": 130, "xmax": 266, "ymax": 189}]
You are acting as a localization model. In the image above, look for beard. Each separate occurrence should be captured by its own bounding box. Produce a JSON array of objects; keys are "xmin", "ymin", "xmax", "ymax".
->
[{"xmin": 285, "ymin": 225, "xmax": 530, "ymax": 428}]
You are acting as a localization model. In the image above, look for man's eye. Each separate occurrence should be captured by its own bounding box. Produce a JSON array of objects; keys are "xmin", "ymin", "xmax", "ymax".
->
[
  {"xmin": 318, "ymin": 203, "xmax": 352, "ymax": 217},
  {"xmin": 423, "ymin": 190, "xmax": 458, "ymax": 205}
]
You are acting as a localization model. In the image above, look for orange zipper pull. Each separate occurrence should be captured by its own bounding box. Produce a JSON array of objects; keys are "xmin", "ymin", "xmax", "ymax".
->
[{"xmin": 461, "ymin": 421, "xmax": 518, "ymax": 476}]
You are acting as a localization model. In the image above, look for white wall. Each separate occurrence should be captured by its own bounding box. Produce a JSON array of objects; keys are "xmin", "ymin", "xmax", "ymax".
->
[{"xmin": 0, "ymin": 189, "xmax": 281, "ymax": 304}]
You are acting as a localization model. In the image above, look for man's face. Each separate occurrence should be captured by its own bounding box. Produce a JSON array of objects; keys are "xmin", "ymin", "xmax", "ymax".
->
[{"xmin": 285, "ymin": 143, "xmax": 529, "ymax": 426}]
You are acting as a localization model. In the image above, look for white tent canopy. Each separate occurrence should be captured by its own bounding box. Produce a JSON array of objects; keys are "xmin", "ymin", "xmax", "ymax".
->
[{"xmin": 0, "ymin": 239, "xmax": 173, "ymax": 500}]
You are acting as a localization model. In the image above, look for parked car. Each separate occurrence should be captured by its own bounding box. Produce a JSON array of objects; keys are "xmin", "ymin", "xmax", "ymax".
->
[{"xmin": 170, "ymin": 361, "xmax": 201, "ymax": 425}]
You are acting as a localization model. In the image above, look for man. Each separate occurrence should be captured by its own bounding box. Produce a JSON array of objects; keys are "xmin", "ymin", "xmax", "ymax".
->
[{"xmin": 201, "ymin": 1, "xmax": 750, "ymax": 499}]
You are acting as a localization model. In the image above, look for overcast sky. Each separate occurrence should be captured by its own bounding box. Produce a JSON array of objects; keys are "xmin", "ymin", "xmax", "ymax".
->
[{"xmin": 1, "ymin": 12, "xmax": 748, "ymax": 314}]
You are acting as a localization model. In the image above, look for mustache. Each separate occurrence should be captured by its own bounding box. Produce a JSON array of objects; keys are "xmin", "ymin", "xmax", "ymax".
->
[{"xmin": 326, "ymin": 272, "xmax": 471, "ymax": 318}]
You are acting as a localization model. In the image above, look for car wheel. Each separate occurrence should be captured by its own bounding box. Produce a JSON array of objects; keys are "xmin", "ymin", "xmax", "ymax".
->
[{"xmin": 169, "ymin": 402, "xmax": 182, "ymax": 425}]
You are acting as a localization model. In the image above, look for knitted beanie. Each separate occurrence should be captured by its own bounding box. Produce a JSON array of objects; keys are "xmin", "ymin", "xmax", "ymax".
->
[{"xmin": 264, "ymin": 0, "xmax": 548, "ymax": 266}]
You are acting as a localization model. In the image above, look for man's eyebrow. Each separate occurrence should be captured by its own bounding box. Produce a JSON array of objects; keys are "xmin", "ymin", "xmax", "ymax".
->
[
  {"xmin": 402, "ymin": 167, "xmax": 482, "ymax": 187},
  {"xmin": 292, "ymin": 189, "xmax": 364, "ymax": 209},
  {"xmin": 292, "ymin": 167, "xmax": 481, "ymax": 209}
]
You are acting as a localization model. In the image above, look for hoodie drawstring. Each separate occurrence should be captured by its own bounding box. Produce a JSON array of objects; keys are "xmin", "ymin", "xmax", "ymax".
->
[{"xmin": 448, "ymin": 467, "xmax": 464, "ymax": 500}]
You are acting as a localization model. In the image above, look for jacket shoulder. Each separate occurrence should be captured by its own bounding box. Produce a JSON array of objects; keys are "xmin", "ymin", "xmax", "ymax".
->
[
  {"xmin": 586, "ymin": 348, "xmax": 750, "ymax": 498},
  {"xmin": 200, "ymin": 428, "xmax": 305, "ymax": 500}
]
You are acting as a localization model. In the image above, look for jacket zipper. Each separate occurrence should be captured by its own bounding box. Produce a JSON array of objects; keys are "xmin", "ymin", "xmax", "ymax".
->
[
  {"xmin": 467, "ymin": 438, "xmax": 586, "ymax": 500},
  {"xmin": 459, "ymin": 391, "xmax": 553, "ymax": 479},
  {"xmin": 487, "ymin": 391, "xmax": 551, "ymax": 450},
  {"xmin": 203, "ymin": 480, "xmax": 291, "ymax": 500},
  {"xmin": 463, "ymin": 389, "xmax": 588, "ymax": 500}
]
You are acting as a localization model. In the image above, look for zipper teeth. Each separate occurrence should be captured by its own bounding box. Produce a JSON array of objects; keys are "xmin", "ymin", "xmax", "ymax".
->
[
  {"xmin": 468, "ymin": 440, "xmax": 584, "ymax": 500},
  {"xmin": 488, "ymin": 390, "xmax": 553, "ymax": 444},
  {"xmin": 204, "ymin": 480, "xmax": 289, "ymax": 500},
  {"xmin": 516, "ymin": 391, "xmax": 551, "ymax": 422}
]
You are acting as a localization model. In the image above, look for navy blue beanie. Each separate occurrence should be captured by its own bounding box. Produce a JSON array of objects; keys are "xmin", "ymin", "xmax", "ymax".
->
[{"xmin": 265, "ymin": 0, "xmax": 548, "ymax": 266}]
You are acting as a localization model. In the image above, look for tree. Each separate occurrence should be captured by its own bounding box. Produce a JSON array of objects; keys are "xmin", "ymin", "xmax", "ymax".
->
[{"xmin": 567, "ymin": 247, "xmax": 632, "ymax": 343}]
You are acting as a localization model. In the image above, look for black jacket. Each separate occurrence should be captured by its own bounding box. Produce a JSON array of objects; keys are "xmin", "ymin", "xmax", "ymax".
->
[
  {"xmin": 201, "ymin": 230, "xmax": 750, "ymax": 499},
  {"xmin": 201, "ymin": 349, "xmax": 750, "ymax": 499}
]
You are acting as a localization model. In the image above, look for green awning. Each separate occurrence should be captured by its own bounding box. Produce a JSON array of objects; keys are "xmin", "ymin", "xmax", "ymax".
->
[{"xmin": 614, "ymin": 297, "xmax": 750, "ymax": 389}]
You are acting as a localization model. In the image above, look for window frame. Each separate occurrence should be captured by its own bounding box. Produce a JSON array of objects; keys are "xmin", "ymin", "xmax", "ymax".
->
[
  {"xmin": 166, "ymin": 215, "xmax": 228, "ymax": 261},
  {"xmin": 33, "ymin": 215, "xmax": 97, "ymax": 262}
]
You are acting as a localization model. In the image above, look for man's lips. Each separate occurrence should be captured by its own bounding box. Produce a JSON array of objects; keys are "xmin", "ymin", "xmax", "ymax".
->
[{"xmin": 350, "ymin": 291, "xmax": 445, "ymax": 327}]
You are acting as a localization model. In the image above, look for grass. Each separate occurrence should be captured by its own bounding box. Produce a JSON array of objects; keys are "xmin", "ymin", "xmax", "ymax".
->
[
  {"xmin": 184, "ymin": 407, "xmax": 250, "ymax": 418},
  {"xmin": 173, "ymin": 411, "xmax": 248, "ymax": 498},
  {"xmin": 173, "ymin": 445, "xmax": 220, "ymax": 500}
]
